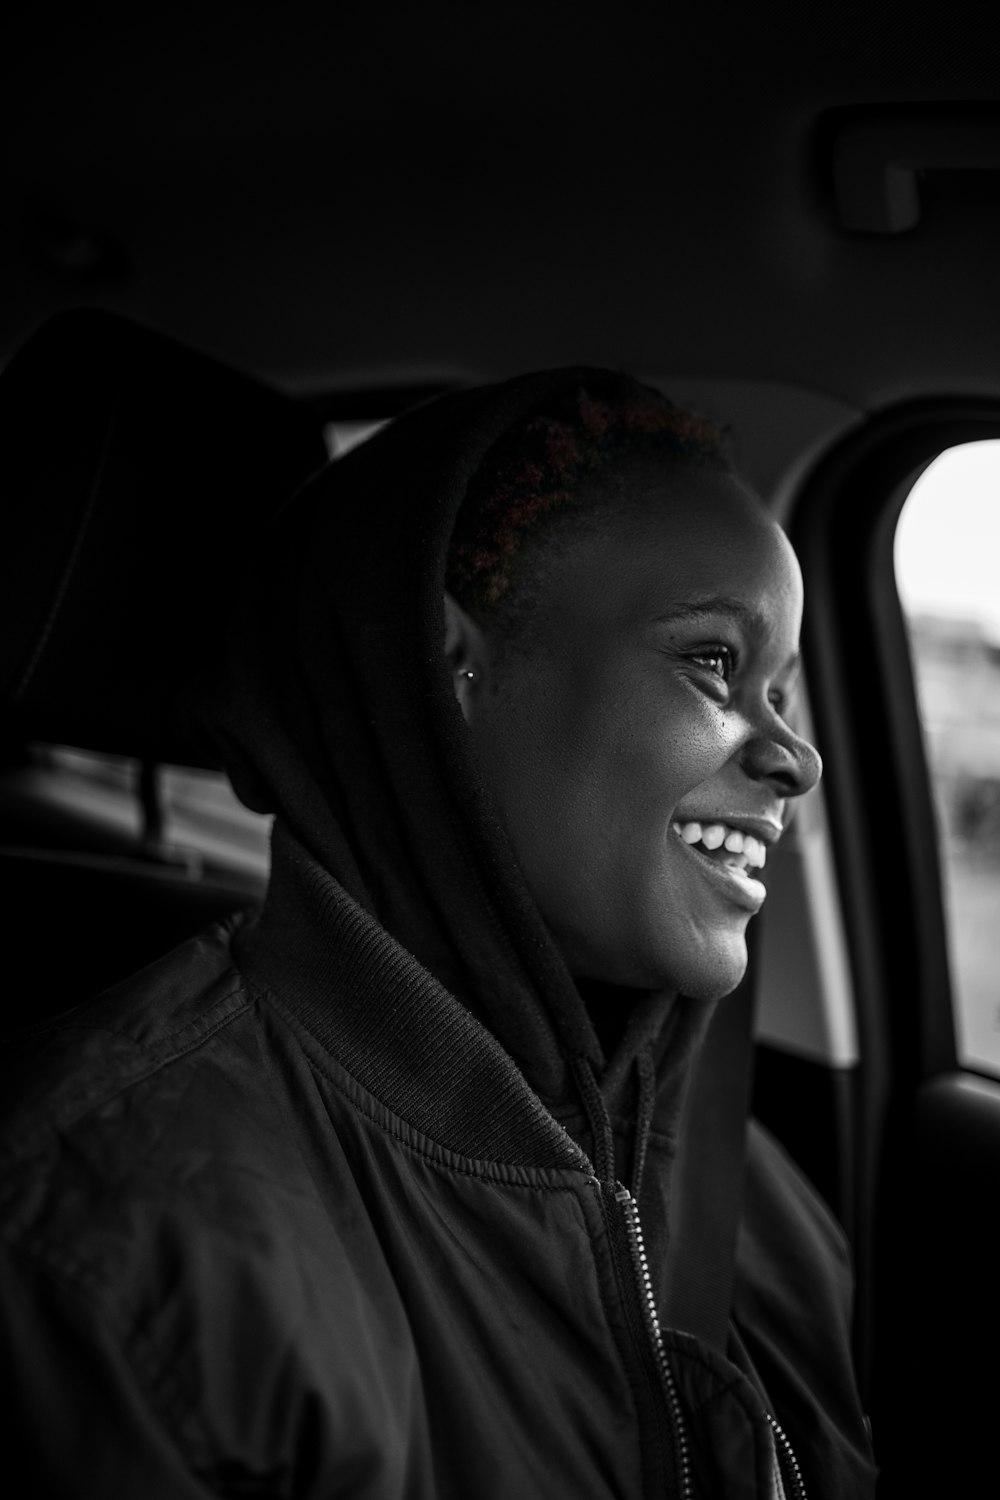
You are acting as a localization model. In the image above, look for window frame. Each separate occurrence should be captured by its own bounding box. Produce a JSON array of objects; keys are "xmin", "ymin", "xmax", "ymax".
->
[{"xmin": 788, "ymin": 397, "xmax": 1000, "ymax": 1400}]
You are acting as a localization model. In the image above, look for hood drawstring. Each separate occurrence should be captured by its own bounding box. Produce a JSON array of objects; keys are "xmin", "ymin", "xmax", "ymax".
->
[
  {"xmin": 631, "ymin": 1044, "xmax": 657, "ymax": 1202},
  {"xmin": 571, "ymin": 1045, "xmax": 657, "ymax": 1198},
  {"xmin": 570, "ymin": 1053, "xmax": 616, "ymax": 1185}
]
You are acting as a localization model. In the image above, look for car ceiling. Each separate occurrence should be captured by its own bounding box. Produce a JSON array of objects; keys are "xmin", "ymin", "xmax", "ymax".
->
[{"xmin": 1, "ymin": 4, "xmax": 998, "ymax": 410}]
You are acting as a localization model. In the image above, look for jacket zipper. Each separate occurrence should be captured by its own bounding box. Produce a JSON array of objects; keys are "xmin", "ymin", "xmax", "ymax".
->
[
  {"xmin": 598, "ymin": 1180, "xmax": 807, "ymax": 1500},
  {"xmin": 766, "ymin": 1413, "xmax": 807, "ymax": 1500},
  {"xmin": 606, "ymin": 1182, "xmax": 693, "ymax": 1500}
]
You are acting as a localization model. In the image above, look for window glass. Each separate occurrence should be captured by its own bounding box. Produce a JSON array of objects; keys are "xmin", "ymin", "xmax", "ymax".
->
[
  {"xmin": 894, "ymin": 441, "xmax": 1000, "ymax": 1076},
  {"xmin": 32, "ymin": 746, "xmax": 270, "ymax": 884}
]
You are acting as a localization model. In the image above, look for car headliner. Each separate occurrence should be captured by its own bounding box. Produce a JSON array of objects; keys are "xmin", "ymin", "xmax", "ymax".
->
[{"xmin": 1, "ymin": 4, "xmax": 998, "ymax": 409}]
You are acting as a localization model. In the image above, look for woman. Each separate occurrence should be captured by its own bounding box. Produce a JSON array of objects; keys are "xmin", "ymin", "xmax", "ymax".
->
[{"xmin": 0, "ymin": 368, "xmax": 876, "ymax": 1496}]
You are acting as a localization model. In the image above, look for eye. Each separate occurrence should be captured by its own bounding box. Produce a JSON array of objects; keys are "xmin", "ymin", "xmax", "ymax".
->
[{"xmin": 689, "ymin": 645, "xmax": 735, "ymax": 683}]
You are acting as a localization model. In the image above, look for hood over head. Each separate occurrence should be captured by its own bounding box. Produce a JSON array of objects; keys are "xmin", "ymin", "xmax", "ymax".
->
[{"xmin": 207, "ymin": 367, "xmax": 726, "ymax": 1147}]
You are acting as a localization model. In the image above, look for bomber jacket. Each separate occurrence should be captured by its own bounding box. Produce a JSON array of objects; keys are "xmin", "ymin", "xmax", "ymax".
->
[
  {"xmin": 0, "ymin": 842, "xmax": 875, "ymax": 1498},
  {"xmin": 1, "ymin": 367, "xmax": 877, "ymax": 1495}
]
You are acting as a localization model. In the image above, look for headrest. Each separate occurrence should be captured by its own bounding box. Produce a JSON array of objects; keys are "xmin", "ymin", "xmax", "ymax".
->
[{"xmin": 0, "ymin": 309, "xmax": 328, "ymax": 767}]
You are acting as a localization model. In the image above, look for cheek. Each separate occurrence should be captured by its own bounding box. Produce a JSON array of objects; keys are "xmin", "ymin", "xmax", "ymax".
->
[
  {"xmin": 659, "ymin": 706, "xmax": 735, "ymax": 796},
  {"xmin": 470, "ymin": 659, "xmax": 623, "ymax": 870},
  {"xmin": 481, "ymin": 670, "xmax": 735, "ymax": 850},
  {"xmin": 475, "ymin": 683, "xmax": 587, "ymax": 831},
  {"xmin": 611, "ymin": 695, "xmax": 733, "ymax": 825},
  {"xmin": 469, "ymin": 669, "xmax": 751, "ymax": 989}
]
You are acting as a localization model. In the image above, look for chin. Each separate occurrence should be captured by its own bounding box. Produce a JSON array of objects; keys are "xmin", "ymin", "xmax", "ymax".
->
[
  {"xmin": 575, "ymin": 941, "xmax": 750, "ymax": 1000},
  {"xmin": 559, "ymin": 914, "xmax": 752, "ymax": 997},
  {"xmin": 658, "ymin": 927, "xmax": 750, "ymax": 1002}
]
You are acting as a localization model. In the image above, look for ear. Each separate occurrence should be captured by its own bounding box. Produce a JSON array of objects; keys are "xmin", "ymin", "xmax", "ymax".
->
[{"xmin": 443, "ymin": 591, "xmax": 489, "ymax": 722}]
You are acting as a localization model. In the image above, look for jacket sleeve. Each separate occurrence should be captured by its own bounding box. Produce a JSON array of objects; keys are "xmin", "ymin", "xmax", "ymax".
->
[{"xmin": 0, "ymin": 1246, "xmax": 217, "ymax": 1500}]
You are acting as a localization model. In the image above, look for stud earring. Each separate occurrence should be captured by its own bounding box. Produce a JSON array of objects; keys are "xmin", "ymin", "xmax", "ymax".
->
[{"xmin": 461, "ymin": 669, "xmax": 475, "ymax": 681}]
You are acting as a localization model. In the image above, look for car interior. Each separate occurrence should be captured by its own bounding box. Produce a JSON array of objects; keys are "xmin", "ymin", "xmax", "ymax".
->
[{"xmin": 2, "ymin": 6, "xmax": 999, "ymax": 1493}]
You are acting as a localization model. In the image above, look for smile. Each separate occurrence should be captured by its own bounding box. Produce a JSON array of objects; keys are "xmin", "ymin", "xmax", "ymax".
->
[
  {"xmin": 671, "ymin": 820, "xmax": 769, "ymax": 912},
  {"xmin": 673, "ymin": 821, "xmax": 767, "ymax": 871}
]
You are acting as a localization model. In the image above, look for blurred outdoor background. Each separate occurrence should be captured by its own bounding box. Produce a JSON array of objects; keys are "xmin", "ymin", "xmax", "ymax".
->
[{"xmin": 896, "ymin": 441, "xmax": 1000, "ymax": 1074}]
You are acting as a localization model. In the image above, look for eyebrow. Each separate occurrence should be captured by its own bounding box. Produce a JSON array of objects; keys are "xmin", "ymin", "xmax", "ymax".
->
[
  {"xmin": 654, "ymin": 596, "xmax": 802, "ymax": 672},
  {"xmin": 655, "ymin": 596, "xmax": 767, "ymax": 631}
]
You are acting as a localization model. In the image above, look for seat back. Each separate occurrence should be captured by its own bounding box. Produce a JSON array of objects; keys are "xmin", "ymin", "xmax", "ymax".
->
[
  {"xmin": 1, "ymin": 308, "xmax": 327, "ymax": 765},
  {"xmin": 0, "ymin": 309, "xmax": 328, "ymax": 1023}
]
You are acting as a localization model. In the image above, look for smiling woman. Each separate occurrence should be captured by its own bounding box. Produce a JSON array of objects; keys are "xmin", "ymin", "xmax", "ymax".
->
[
  {"xmin": 444, "ymin": 383, "xmax": 820, "ymax": 1006},
  {"xmin": 0, "ymin": 367, "xmax": 875, "ymax": 1498}
]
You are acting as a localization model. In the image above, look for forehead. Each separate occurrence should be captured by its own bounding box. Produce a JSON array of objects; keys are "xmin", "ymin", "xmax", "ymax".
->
[{"xmin": 559, "ymin": 463, "xmax": 803, "ymax": 620}]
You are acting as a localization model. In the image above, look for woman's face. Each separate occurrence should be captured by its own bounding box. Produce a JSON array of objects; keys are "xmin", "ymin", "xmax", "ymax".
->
[{"xmin": 456, "ymin": 462, "xmax": 822, "ymax": 999}]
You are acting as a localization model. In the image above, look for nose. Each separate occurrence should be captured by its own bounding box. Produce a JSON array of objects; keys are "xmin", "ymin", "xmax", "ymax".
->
[{"xmin": 740, "ymin": 712, "xmax": 822, "ymax": 799}]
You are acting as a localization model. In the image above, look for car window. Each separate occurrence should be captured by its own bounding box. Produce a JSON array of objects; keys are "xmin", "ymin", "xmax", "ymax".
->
[
  {"xmin": 894, "ymin": 440, "xmax": 1000, "ymax": 1077},
  {"xmin": 34, "ymin": 746, "xmax": 271, "ymax": 884}
]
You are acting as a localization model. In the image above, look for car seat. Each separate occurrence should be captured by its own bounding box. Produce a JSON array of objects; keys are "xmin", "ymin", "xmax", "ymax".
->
[{"xmin": 0, "ymin": 308, "xmax": 328, "ymax": 1024}]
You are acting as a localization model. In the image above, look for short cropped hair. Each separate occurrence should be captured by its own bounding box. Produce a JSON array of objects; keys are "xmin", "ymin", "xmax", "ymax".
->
[{"xmin": 446, "ymin": 372, "xmax": 733, "ymax": 642}]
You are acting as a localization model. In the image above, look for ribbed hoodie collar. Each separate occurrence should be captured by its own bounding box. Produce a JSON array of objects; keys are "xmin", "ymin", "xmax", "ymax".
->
[{"xmin": 235, "ymin": 821, "xmax": 588, "ymax": 1169}]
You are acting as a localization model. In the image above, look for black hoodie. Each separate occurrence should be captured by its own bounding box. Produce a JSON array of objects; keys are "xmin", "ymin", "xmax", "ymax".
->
[{"xmin": 0, "ymin": 369, "xmax": 877, "ymax": 1497}]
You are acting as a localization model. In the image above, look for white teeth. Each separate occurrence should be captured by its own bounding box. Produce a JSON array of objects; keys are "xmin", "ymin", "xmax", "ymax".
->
[
  {"xmin": 673, "ymin": 821, "xmax": 769, "ymax": 870},
  {"xmin": 744, "ymin": 836, "xmax": 766, "ymax": 870}
]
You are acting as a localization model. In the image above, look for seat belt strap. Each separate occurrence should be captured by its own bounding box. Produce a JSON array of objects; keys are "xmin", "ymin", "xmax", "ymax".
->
[{"xmin": 660, "ymin": 962, "xmax": 757, "ymax": 1355}]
